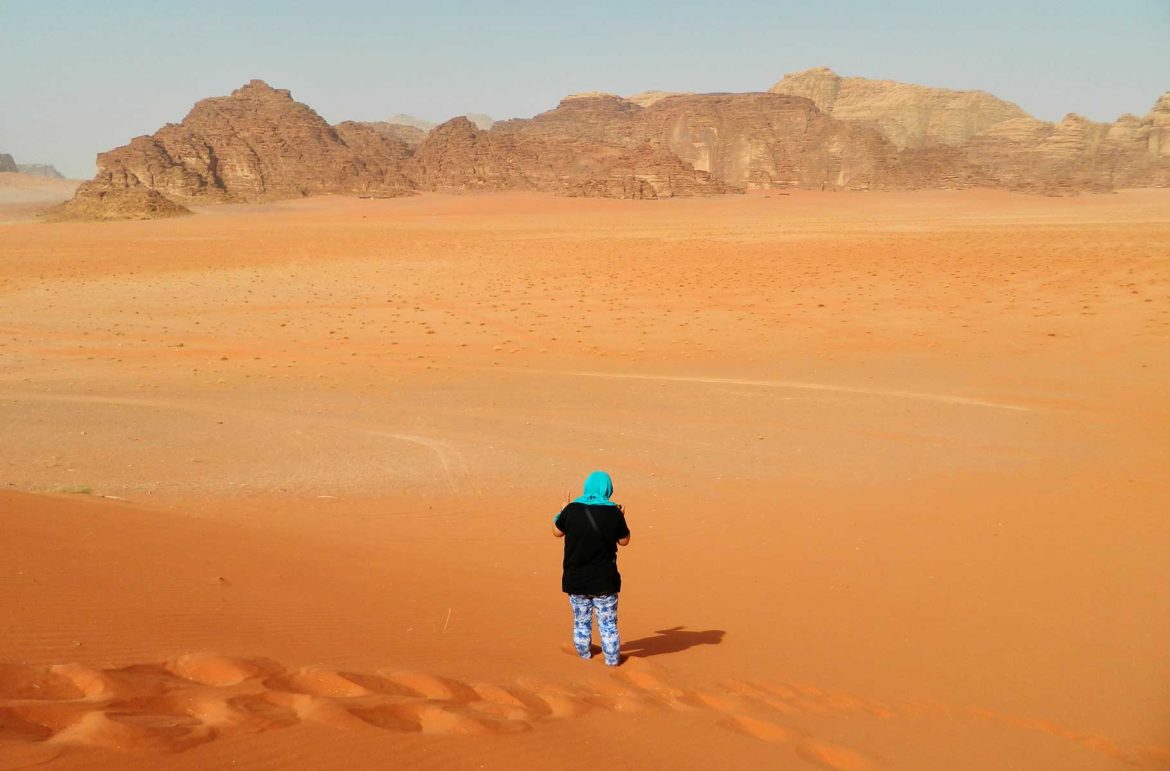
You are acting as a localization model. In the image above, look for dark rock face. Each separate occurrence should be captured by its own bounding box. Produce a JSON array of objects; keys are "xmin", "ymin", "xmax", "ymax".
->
[{"xmin": 0, "ymin": 154, "xmax": 17, "ymax": 173}]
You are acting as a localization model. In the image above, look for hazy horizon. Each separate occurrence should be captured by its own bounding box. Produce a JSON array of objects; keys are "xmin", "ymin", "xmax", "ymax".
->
[{"xmin": 2, "ymin": 0, "xmax": 1167, "ymax": 179}]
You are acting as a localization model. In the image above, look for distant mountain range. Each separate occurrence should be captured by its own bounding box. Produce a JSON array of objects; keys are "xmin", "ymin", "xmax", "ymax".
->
[
  {"xmin": 52, "ymin": 69, "xmax": 1170, "ymax": 220},
  {"xmin": 0, "ymin": 153, "xmax": 67, "ymax": 179},
  {"xmin": 385, "ymin": 113, "xmax": 495, "ymax": 132}
]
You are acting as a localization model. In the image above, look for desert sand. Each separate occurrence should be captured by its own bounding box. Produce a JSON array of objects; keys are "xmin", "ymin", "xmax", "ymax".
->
[
  {"xmin": 1, "ymin": 189, "xmax": 1168, "ymax": 769},
  {"xmin": 0, "ymin": 174, "xmax": 79, "ymax": 224}
]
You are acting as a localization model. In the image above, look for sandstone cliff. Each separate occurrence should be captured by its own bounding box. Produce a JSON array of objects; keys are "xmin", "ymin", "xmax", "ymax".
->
[
  {"xmin": 770, "ymin": 67, "xmax": 1030, "ymax": 149},
  {"xmin": 637, "ymin": 93, "xmax": 898, "ymax": 190},
  {"xmin": 959, "ymin": 93, "xmax": 1170, "ymax": 192}
]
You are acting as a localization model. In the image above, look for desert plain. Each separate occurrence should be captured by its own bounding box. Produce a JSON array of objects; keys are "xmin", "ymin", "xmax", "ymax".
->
[{"xmin": 1, "ymin": 188, "xmax": 1168, "ymax": 769}]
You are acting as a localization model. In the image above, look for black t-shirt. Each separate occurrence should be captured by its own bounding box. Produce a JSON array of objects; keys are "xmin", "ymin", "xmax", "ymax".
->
[{"xmin": 556, "ymin": 502, "xmax": 631, "ymax": 595}]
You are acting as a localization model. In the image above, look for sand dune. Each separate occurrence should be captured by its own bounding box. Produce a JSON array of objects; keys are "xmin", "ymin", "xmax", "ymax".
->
[{"xmin": 1, "ymin": 190, "xmax": 1167, "ymax": 768}]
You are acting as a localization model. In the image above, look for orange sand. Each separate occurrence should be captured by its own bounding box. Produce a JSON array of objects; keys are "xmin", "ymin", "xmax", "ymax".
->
[{"xmin": 1, "ymin": 190, "xmax": 1168, "ymax": 769}]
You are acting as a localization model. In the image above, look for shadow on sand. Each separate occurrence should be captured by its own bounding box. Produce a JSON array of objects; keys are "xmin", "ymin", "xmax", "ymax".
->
[{"xmin": 622, "ymin": 626, "xmax": 725, "ymax": 659}]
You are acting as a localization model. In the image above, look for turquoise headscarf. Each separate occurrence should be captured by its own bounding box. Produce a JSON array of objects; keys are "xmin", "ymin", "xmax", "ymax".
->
[{"xmin": 574, "ymin": 470, "xmax": 618, "ymax": 506}]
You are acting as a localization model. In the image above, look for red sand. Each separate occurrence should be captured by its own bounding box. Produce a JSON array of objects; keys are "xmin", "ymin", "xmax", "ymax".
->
[{"xmin": 1, "ymin": 190, "xmax": 1168, "ymax": 769}]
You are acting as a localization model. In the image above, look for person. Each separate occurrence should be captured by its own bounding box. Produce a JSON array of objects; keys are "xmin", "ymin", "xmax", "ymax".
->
[{"xmin": 552, "ymin": 470, "xmax": 631, "ymax": 666}]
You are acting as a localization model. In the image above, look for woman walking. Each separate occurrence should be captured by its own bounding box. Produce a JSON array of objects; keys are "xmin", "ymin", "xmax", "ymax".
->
[{"xmin": 552, "ymin": 471, "xmax": 631, "ymax": 667}]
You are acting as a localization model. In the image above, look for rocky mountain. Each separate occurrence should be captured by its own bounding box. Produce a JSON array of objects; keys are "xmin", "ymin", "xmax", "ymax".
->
[
  {"xmin": 770, "ymin": 67, "xmax": 1030, "ymax": 149},
  {"xmin": 16, "ymin": 164, "xmax": 66, "ymax": 179},
  {"xmin": 55, "ymin": 73, "xmax": 1170, "ymax": 220},
  {"xmin": 409, "ymin": 92, "xmax": 900, "ymax": 195},
  {"xmin": 0, "ymin": 154, "xmax": 17, "ymax": 173},
  {"xmin": 768, "ymin": 68, "xmax": 1170, "ymax": 193},
  {"xmin": 955, "ymin": 92, "xmax": 1170, "ymax": 192},
  {"xmin": 409, "ymin": 105, "xmax": 729, "ymax": 199},
  {"xmin": 53, "ymin": 80, "xmax": 414, "ymax": 220}
]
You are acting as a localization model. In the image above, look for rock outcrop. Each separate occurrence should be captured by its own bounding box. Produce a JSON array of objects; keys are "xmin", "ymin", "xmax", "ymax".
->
[
  {"xmin": 0, "ymin": 154, "xmax": 17, "ymax": 173},
  {"xmin": 15, "ymin": 164, "xmax": 66, "ymax": 179},
  {"xmin": 770, "ymin": 67, "xmax": 1030, "ymax": 149},
  {"xmin": 53, "ymin": 80, "xmax": 413, "ymax": 220},
  {"xmin": 49, "ymin": 176, "xmax": 191, "ymax": 221}
]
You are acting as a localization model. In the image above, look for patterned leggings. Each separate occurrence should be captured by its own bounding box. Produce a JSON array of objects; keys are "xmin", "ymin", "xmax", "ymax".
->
[{"xmin": 569, "ymin": 593, "xmax": 620, "ymax": 666}]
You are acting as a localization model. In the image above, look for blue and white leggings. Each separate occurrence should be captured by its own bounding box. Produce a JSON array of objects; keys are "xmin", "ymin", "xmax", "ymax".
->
[{"xmin": 569, "ymin": 593, "xmax": 620, "ymax": 666}]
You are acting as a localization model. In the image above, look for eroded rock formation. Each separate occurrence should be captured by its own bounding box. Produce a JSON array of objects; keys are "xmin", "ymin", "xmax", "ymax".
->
[
  {"xmin": 0, "ymin": 154, "xmax": 17, "ymax": 173},
  {"xmin": 62, "ymin": 80, "xmax": 413, "ymax": 213}
]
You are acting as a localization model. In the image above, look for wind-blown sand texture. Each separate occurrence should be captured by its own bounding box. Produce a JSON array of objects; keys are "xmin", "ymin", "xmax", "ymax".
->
[
  {"xmin": 1, "ymin": 189, "xmax": 1168, "ymax": 769},
  {"xmin": 0, "ymin": 173, "xmax": 79, "ymax": 224}
]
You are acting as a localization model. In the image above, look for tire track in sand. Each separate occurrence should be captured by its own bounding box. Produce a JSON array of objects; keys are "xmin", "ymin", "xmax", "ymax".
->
[
  {"xmin": 1, "ymin": 392, "xmax": 480, "ymax": 497},
  {"xmin": 495, "ymin": 366, "xmax": 1037, "ymax": 412}
]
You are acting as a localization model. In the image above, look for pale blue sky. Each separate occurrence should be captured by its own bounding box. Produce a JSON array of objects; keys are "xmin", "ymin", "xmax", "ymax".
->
[{"xmin": 2, "ymin": 0, "xmax": 1167, "ymax": 179}]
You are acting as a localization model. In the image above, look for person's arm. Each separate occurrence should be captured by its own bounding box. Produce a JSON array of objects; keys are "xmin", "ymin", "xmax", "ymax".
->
[
  {"xmin": 616, "ymin": 506, "xmax": 631, "ymax": 546},
  {"xmin": 552, "ymin": 507, "xmax": 566, "ymax": 538}
]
